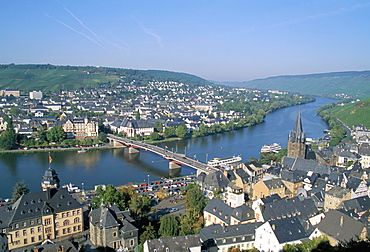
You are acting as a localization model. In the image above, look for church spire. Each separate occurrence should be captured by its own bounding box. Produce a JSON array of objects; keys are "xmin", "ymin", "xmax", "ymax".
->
[{"xmin": 288, "ymin": 111, "xmax": 306, "ymax": 143}]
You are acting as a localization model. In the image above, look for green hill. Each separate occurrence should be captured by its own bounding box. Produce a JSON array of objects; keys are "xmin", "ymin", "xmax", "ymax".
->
[
  {"xmin": 329, "ymin": 98, "xmax": 370, "ymax": 129},
  {"xmin": 0, "ymin": 64, "xmax": 211, "ymax": 92},
  {"xmin": 235, "ymin": 71, "xmax": 370, "ymax": 97}
]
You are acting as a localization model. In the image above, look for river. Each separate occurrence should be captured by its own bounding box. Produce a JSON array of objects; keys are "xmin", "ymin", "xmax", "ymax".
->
[{"xmin": 0, "ymin": 97, "xmax": 335, "ymax": 199}]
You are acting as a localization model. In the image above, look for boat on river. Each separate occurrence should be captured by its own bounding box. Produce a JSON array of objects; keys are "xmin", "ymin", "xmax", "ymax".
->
[
  {"xmin": 77, "ymin": 148, "xmax": 87, "ymax": 153},
  {"xmin": 207, "ymin": 155, "xmax": 242, "ymax": 169},
  {"xmin": 260, "ymin": 143, "xmax": 281, "ymax": 153}
]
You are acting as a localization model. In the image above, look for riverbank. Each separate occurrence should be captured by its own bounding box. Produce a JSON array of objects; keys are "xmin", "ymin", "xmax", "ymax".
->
[{"xmin": 0, "ymin": 144, "xmax": 114, "ymax": 154}]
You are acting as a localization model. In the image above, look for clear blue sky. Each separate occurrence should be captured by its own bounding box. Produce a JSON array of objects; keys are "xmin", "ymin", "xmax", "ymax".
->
[{"xmin": 1, "ymin": 0, "xmax": 370, "ymax": 81}]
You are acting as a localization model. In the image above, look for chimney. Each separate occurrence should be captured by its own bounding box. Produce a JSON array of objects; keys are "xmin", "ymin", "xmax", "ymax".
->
[
  {"xmin": 272, "ymin": 224, "xmax": 276, "ymax": 230},
  {"xmin": 340, "ymin": 216, "xmax": 344, "ymax": 227}
]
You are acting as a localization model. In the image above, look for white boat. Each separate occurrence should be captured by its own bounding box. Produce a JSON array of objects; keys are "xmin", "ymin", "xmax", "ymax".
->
[
  {"xmin": 62, "ymin": 183, "xmax": 81, "ymax": 193},
  {"xmin": 77, "ymin": 148, "xmax": 87, "ymax": 153},
  {"xmin": 260, "ymin": 143, "xmax": 281, "ymax": 153},
  {"xmin": 207, "ymin": 155, "xmax": 242, "ymax": 169}
]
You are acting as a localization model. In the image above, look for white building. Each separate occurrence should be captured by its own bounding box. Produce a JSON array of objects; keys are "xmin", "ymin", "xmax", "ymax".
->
[{"xmin": 29, "ymin": 91, "xmax": 43, "ymax": 100}]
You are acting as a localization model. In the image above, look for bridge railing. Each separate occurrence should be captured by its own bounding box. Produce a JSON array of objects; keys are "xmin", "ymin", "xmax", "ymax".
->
[{"xmin": 107, "ymin": 134, "xmax": 218, "ymax": 172}]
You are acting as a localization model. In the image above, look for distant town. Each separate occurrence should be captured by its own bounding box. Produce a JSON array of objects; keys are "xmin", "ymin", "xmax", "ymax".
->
[{"xmin": 0, "ymin": 81, "xmax": 370, "ymax": 252}]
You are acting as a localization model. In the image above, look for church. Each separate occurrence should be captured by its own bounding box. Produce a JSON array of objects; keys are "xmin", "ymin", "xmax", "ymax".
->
[
  {"xmin": 0, "ymin": 162, "xmax": 84, "ymax": 250},
  {"xmin": 287, "ymin": 111, "xmax": 308, "ymax": 159}
]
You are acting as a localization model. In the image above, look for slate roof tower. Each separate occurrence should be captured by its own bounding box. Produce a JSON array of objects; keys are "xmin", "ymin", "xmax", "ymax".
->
[
  {"xmin": 41, "ymin": 154, "xmax": 60, "ymax": 191},
  {"xmin": 287, "ymin": 111, "xmax": 307, "ymax": 159}
]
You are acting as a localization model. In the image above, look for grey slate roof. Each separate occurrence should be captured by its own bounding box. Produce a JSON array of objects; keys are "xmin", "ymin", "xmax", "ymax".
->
[
  {"xmin": 204, "ymin": 198, "xmax": 255, "ymax": 225},
  {"xmin": 316, "ymin": 209, "xmax": 366, "ymax": 242},
  {"xmin": 203, "ymin": 171, "xmax": 230, "ymax": 191},
  {"xmin": 346, "ymin": 176, "xmax": 364, "ymax": 191},
  {"xmin": 268, "ymin": 216, "xmax": 315, "ymax": 243},
  {"xmin": 282, "ymin": 157, "xmax": 331, "ymax": 175},
  {"xmin": 145, "ymin": 234, "xmax": 201, "ymax": 252},
  {"xmin": 339, "ymin": 195, "xmax": 370, "ymax": 213},
  {"xmin": 262, "ymin": 197, "xmax": 319, "ymax": 221},
  {"xmin": 0, "ymin": 188, "xmax": 81, "ymax": 229},
  {"xmin": 200, "ymin": 222, "xmax": 262, "ymax": 248}
]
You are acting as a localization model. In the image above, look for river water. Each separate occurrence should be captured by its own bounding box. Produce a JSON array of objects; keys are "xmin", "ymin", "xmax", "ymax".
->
[{"xmin": 0, "ymin": 97, "xmax": 335, "ymax": 199}]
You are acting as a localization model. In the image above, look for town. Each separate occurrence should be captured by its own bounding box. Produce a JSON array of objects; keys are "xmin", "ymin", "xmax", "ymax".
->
[{"xmin": 0, "ymin": 82, "xmax": 369, "ymax": 252}]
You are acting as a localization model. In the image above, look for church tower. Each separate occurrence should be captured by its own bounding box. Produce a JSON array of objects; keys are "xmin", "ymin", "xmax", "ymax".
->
[
  {"xmin": 41, "ymin": 154, "xmax": 60, "ymax": 191},
  {"xmin": 287, "ymin": 111, "xmax": 307, "ymax": 159}
]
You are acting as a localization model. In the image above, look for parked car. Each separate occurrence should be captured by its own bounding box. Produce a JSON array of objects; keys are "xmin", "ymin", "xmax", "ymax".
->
[{"xmin": 169, "ymin": 208, "xmax": 179, "ymax": 212}]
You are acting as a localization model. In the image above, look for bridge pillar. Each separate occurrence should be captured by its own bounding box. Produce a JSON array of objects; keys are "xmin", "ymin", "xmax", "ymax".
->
[
  {"xmin": 169, "ymin": 161, "xmax": 181, "ymax": 170},
  {"xmin": 113, "ymin": 140, "xmax": 126, "ymax": 148},
  {"xmin": 129, "ymin": 147, "xmax": 140, "ymax": 154}
]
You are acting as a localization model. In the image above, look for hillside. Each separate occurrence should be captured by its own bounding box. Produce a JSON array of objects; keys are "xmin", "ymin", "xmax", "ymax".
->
[
  {"xmin": 0, "ymin": 64, "xmax": 211, "ymax": 92},
  {"xmin": 329, "ymin": 98, "xmax": 370, "ymax": 129},
  {"xmin": 228, "ymin": 71, "xmax": 370, "ymax": 97}
]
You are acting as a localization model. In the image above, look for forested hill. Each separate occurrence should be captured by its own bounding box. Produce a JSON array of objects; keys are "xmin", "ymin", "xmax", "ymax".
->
[
  {"xmin": 224, "ymin": 71, "xmax": 370, "ymax": 97},
  {"xmin": 0, "ymin": 64, "xmax": 211, "ymax": 91}
]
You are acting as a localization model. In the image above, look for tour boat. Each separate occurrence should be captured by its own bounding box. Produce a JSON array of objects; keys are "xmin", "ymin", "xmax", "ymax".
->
[
  {"xmin": 260, "ymin": 143, "xmax": 281, "ymax": 153},
  {"xmin": 207, "ymin": 155, "xmax": 242, "ymax": 169}
]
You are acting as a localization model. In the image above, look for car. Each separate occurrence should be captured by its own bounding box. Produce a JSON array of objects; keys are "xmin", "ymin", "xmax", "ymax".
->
[{"xmin": 169, "ymin": 208, "xmax": 179, "ymax": 212}]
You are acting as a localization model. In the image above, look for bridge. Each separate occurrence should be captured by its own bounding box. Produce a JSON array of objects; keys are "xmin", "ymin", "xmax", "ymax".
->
[{"xmin": 107, "ymin": 134, "xmax": 219, "ymax": 174}]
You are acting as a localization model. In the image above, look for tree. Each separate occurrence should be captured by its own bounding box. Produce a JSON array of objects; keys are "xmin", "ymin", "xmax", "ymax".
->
[
  {"xmin": 149, "ymin": 132, "xmax": 163, "ymax": 141},
  {"xmin": 9, "ymin": 106, "xmax": 21, "ymax": 116},
  {"xmin": 175, "ymin": 124, "xmax": 188, "ymax": 139},
  {"xmin": 98, "ymin": 132, "xmax": 108, "ymax": 142},
  {"xmin": 11, "ymin": 180, "xmax": 30, "ymax": 203},
  {"xmin": 46, "ymin": 126, "xmax": 66, "ymax": 143},
  {"xmin": 129, "ymin": 194, "xmax": 151, "ymax": 220},
  {"xmin": 0, "ymin": 117, "xmax": 17, "ymax": 150},
  {"xmin": 135, "ymin": 110, "xmax": 141, "ymax": 120},
  {"xmin": 163, "ymin": 127, "xmax": 176, "ymax": 138},
  {"xmin": 140, "ymin": 223, "xmax": 157, "ymax": 245},
  {"xmin": 159, "ymin": 214, "xmax": 180, "ymax": 238},
  {"xmin": 154, "ymin": 121, "xmax": 163, "ymax": 133}
]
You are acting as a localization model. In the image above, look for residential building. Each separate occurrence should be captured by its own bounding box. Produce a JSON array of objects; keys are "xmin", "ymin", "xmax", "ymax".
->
[
  {"xmin": 62, "ymin": 117, "xmax": 99, "ymax": 139},
  {"xmin": 143, "ymin": 234, "xmax": 202, "ymax": 252},
  {"xmin": 0, "ymin": 187, "xmax": 83, "ymax": 250},
  {"xmin": 252, "ymin": 177, "xmax": 291, "ymax": 200},
  {"xmin": 29, "ymin": 91, "xmax": 43, "ymax": 100},
  {"xmin": 89, "ymin": 205, "xmax": 138, "ymax": 251},
  {"xmin": 255, "ymin": 217, "xmax": 321, "ymax": 252},
  {"xmin": 316, "ymin": 210, "xmax": 367, "ymax": 246},
  {"xmin": 203, "ymin": 198, "xmax": 255, "ymax": 227},
  {"xmin": 200, "ymin": 223, "xmax": 262, "ymax": 252},
  {"xmin": 324, "ymin": 186, "xmax": 352, "ymax": 211}
]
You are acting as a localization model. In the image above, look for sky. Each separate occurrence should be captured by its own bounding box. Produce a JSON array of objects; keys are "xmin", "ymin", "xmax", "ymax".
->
[{"xmin": 1, "ymin": 0, "xmax": 370, "ymax": 82}]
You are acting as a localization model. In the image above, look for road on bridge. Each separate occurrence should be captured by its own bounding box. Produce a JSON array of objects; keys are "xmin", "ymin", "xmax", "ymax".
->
[{"xmin": 107, "ymin": 134, "xmax": 218, "ymax": 174}]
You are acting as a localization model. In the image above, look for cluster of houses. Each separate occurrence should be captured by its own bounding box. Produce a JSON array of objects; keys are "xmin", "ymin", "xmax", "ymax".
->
[
  {"xmin": 143, "ymin": 114, "xmax": 370, "ymax": 252},
  {"xmin": 1, "ymin": 84, "xmax": 370, "ymax": 251},
  {"xmin": 0, "ymin": 85, "xmax": 296, "ymax": 141}
]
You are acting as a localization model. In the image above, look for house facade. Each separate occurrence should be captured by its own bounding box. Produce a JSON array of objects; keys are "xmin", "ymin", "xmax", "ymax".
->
[{"xmin": 0, "ymin": 188, "xmax": 83, "ymax": 250}]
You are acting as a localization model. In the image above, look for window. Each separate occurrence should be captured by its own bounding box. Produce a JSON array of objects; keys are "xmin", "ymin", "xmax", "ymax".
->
[
  {"xmin": 38, "ymin": 235, "xmax": 42, "ymax": 241},
  {"xmin": 24, "ymin": 238, "xmax": 28, "ymax": 245},
  {"xmin": 23, "ymin": 222, "xmax": 27, "ymax": 227},
  {"xmin": 63, "ymin": 220, "xmax": 70, "ymax": 226},
  {"xmin": 67, "ymin": 228, "xmax": 71, "ymax": 233},
  {"xmin": 38, "ymin": 227, "xmax": 42, "ymax": 233},
  {"xmin": 113, "ymin": 232, "xmax": 117, "ymax": 237},
  {"xmin": 31, "ymin": 237, "xmax": 35, "ymax": 243},
  {"xmin": 31, "ymin": 228, "xmax": 35, "ymax": 234},
  {"xmin": 73, "ymin": 211, "xmax": 76, "ymax": 216},
  {"xmin": 23, "ymin": 230, "xmax": 27, "ymax": 236},
  {"xmin": 44, "ymin": 219, "xmax": 51, "ymax": 225},
  {"xmin": 56, "ymin": 223, "xmax": 59, "ymax": 228},
  {"xmin": 15, "ymin": 224, "xmax": 19, "ymax": 228},
  {"xmin": 55, "ymin": 214, "xmax": 58, "ymax": 219},
  {"xmin": 74, "ymin": 217, "xmax": 80, "ymax": 223},
  {"xmin": 45, "ymin": 227, "xmax": 52, "ymax": 233},
  {"xmin": 15, "ymin": 231, "xmax": 20, "ymax": 238},
  {"xmin": 130, "ymin": 239, "xmax": 134, "ymax": 246}
]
